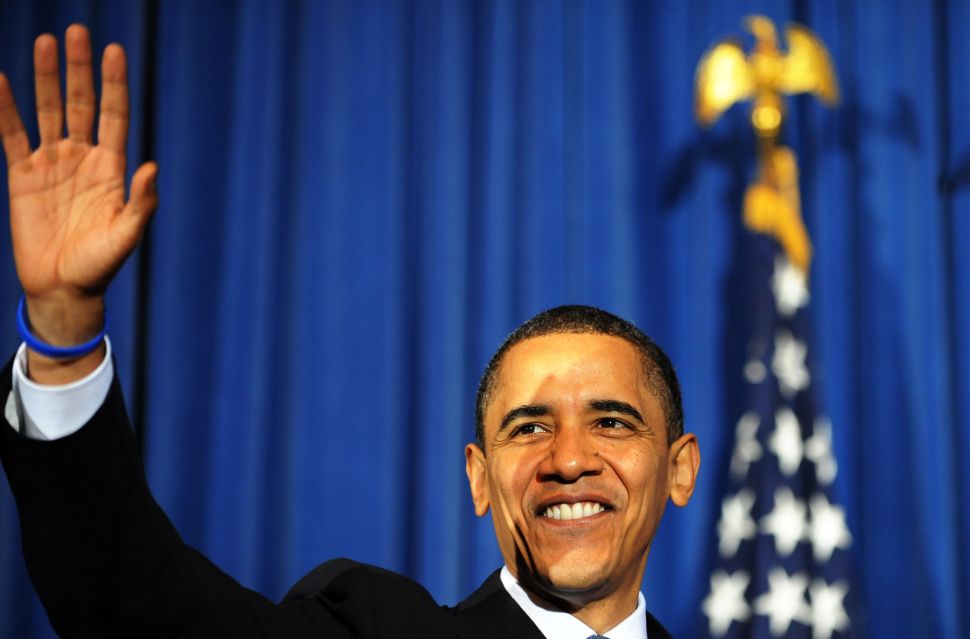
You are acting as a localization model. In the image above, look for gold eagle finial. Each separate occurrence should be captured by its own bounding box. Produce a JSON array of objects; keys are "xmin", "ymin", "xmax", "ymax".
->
[
  {"xmin": 694, "ymin": 15, "xmax": 839, "ymax": 273},
  {"xmin": 695, "ymin": 15, "xmax": 839, "ymax": 134}
]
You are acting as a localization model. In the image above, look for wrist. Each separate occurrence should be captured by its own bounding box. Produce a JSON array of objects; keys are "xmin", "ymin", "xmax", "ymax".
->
[
  {"xmin": 19, "ymin": 293, "xmax": 108, "ymax": 384},
  {"xmin": 22, "ymin": 292, "xmax": 105, "ymax": 346},
  {"xmin": 24, "ymin": 340, "xmax": 107, "ymax": 385}
]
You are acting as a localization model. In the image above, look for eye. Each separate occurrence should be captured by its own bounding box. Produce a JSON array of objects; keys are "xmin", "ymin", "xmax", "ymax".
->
[
  {"xmin": 510, "ymin": 422, "xmax": 549, "ymax": 438},
  {"xmin": 596, "ymin": 417, "xmax": 631, "ymax": 431}
]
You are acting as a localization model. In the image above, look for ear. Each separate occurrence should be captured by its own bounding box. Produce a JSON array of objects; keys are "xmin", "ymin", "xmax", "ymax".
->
[
  {"xmin": 465, "ymin": 443, "xmax": 491, "ymax": 516},
  {"xmin": 667, "ymin": 433, "xmax": 700, "ymax": 507}
]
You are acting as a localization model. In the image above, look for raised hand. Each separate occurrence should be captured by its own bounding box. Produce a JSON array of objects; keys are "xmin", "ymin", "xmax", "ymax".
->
[{"xmin": 0, "ymin": 25, "xmax": 157, "ymax": 381}]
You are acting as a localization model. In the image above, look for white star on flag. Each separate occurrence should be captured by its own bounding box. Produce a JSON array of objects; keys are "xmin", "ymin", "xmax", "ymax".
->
[
  {"xmin": 808, "ymin": 493, "xmax": 853, "ymax": 562},
  {"xmin": 718, "ymin": 489, "xmax": 757, "ymax": 557},
  {"xmin": 769, "ymin": 408, "xmax": 804, "ymax": 476},
  {"xmin": 760, "ymin": 486, "xmax": 807, "ymax": 555},
  {"xmin": 772, "ymin": 255, "xmax": 810, "ymax": 316},
  {"xmin": 702, "ymin": 570, "xmax": 751, "ymax": 636},
  {"xmin": 808, "ymin": 579, "xmax": 851, "ymax": 639},
  {"xmin": 772, "ymin": 330, "xmax": 810, "ymax": 397},
  {"xmin": 744, "ymin": 358, "xmax": 767, "ymax": 383},
  {"xmin": 805, "ymin": 417, "xmax": 838, "ymax": 484},
  {"xmin": 730, "ymin": 412, "xmax": 763, "ymax": 479},
  {"xmin": 753, "ymin": 568, "xmax": 811, "ymax": 635}
]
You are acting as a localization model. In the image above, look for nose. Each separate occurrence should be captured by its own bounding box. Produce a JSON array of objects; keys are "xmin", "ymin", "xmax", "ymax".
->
[{"xmin": 537, "ymin": 424, "xmax": 603, "ymax": 482}]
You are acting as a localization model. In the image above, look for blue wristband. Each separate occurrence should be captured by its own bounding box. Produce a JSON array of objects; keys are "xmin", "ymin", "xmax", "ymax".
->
[{"xmin": 16, "ymin": 295, "xmax": 107, "ymax": 359}]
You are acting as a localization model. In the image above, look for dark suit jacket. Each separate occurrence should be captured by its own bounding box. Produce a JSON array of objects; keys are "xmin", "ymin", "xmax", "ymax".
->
[{"xmin": 0, "ymin": 360, "xmax": 673, "ymax": 638}]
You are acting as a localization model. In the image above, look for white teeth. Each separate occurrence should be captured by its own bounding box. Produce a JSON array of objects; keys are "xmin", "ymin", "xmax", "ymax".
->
[{"xmin": 543, "ymin": 502, "xmax": 605, "ymax": 520}]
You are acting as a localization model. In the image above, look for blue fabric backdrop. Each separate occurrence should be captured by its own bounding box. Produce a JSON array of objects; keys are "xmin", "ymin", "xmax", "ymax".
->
[{"xmin": 1, "ymin": 1, "xmax": 968, "ymax": 637}]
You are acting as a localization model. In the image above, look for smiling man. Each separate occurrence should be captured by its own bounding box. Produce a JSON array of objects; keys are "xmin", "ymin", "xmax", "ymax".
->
[
  {"xmin": 0, "ymin": 25, "xmax": 699, "ymax": 639},
  {"xmin": 465, "ymin": 307, "xmax": 700, "ymax": 637}
]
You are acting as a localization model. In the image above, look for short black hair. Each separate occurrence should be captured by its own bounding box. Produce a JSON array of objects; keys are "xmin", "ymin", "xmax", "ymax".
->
[{"xmin": 474, "ymin": 305, "xmax": 683, "ymax": 449}]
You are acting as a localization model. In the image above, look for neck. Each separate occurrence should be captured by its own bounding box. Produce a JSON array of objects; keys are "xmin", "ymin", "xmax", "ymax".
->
[{"xmin": 521, "ymin": 580, "xmax": 641, "ymax": 634}]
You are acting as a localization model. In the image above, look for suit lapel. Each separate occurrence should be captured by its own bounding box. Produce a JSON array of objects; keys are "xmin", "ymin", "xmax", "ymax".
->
[
  {"xmin": 646, "ymin": 610, "xmax": 674, "ymax": 639},
  {"xmin": 453, "ymin": 570, "xmax": 545, "ymax": 639}
]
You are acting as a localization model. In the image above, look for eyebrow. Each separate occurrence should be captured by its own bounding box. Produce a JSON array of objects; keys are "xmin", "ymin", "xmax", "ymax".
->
[
  {"xmin": 498, "ymin": 404, "xmax": 551, "ymax": 431},
  {"xmin": 588, "ymin": 399, "xmax": 644, "ymax": 424}
]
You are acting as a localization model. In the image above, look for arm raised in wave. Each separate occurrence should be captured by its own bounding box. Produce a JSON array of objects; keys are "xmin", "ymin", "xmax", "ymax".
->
[{"xmin": 0, "ymin": 26, "xmax": 323, "ymax": 637}]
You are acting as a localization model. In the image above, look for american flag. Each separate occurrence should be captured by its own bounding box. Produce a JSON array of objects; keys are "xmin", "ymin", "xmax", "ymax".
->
[{"xmin": 701, "ymin": 237, "xmax": 857, "ymax": 638}]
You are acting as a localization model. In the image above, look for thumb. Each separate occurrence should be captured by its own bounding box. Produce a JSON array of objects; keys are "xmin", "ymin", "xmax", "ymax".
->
[{"xmin": 119, "ymin": 161, "xmax": 159, "ymax": 244}]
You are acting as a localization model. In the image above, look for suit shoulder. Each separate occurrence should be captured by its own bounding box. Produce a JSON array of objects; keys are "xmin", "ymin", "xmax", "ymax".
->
[
  {"xmin": 283, "ymin": 558, "xmax": 436, "ymax": 605},
  {"xmin": 282, "ymin": 560, "xmax": 485, "ymax": 637}
]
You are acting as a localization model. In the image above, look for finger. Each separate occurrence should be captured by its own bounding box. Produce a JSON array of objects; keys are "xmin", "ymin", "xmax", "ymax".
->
[
  {"xmin": 65, "ymin": 24, "xmax": 95, "ymax": 143},
  {"xmin": 97, "ymin": 43, "xmax": 128, "ymax": 154},
  {"xmin": 33, "ymin": 33, "xmax": 63, "ymax": 149},
  {"xmin": 0, "ymin": 73, "xmax": 31, "ymax": 166}
]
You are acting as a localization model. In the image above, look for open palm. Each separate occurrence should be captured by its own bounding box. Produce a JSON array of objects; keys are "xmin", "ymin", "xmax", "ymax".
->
[{"xmin": 0, "ymin": 25, "xmax": 156, "ymax": 305}]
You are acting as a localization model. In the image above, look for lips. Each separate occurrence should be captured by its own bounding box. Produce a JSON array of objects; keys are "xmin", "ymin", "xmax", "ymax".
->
[
  {"xmin": 543, "ymin": 501, "xmax": 606, "ymax": 520},
  {"xmin": 534, "ymin": 493, "xmax": 615, "ymax": 521}
]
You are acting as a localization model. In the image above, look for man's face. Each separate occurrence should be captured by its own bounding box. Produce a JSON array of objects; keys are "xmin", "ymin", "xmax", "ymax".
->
[{"xmin": 465, "ymin": 333, "xmax": 698, "ymax": 609}]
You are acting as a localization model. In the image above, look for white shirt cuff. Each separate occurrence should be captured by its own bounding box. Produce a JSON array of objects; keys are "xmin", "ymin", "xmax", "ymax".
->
[{"xmin": 5, "ymin": 337, "xmax": 114, "ymax": 440}]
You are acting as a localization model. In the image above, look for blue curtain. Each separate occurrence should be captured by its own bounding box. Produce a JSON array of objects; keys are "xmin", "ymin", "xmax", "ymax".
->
[{"xmin": 1, "ymin": 1, "xmax": 967, "ymax": 637}]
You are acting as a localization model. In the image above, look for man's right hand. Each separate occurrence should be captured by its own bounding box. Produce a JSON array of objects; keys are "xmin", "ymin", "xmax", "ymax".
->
[{"xmin": 0, "ymin": 24, "xmax": 157, "ymax": 384}]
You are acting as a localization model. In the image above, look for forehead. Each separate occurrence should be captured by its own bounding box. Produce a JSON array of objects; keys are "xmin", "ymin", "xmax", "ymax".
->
[{"xmin": 486, "ymin": 332, "xmax": 660, "ymax": 425}]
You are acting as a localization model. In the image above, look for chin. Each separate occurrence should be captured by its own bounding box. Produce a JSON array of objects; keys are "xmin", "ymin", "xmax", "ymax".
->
[{"xmin": 539, "ymin": 561, "xmax": 614, "ymax": 599}]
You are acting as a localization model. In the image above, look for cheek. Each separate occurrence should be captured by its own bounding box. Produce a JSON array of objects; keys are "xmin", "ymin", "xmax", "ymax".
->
[
  {"xmin": 487, "ymin": 454, "xmax": 536, "ymax": 514},
  {"xmin": 613, "ymin": 448, "xmax": 667, "ymax": 508}
]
